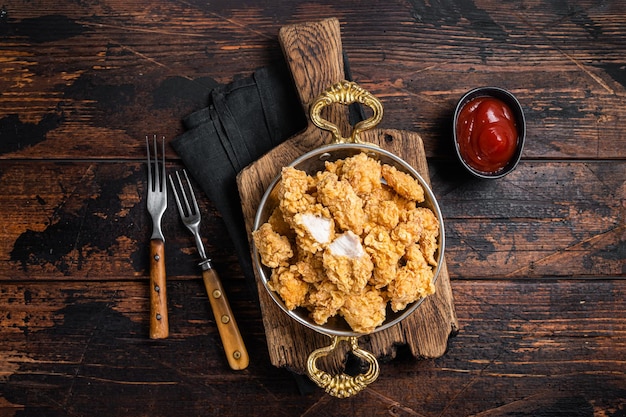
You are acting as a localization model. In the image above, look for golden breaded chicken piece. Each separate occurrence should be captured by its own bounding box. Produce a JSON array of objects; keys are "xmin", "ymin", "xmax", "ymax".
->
[
  {"xmin": 364, "ymin": 225, "xmax": 405, "ymax": 288},
  {"xmin": 363, "ymin": 185, "xmax": 402, "ymax": 233},
  {"xmin": 415, "ymin": 206, "xmax": 440, "ymax": 266},
  {"xmin": 392, "ymin": 207, "xmax": 425, "ymax": 246},
  {"xmin": 340, "ymin": 287, "xmax": 387, "ymax": 333},
  {"xmin": 404, "ymin": 241, "xmax": 429, "ymax": 263},
  {"xmin": 296, "ymin": 251, "xmax": 325, "ymax": 284},
  {"xmin": 291, "ymin": 204, "xmax": 334, "ymax": 253},
  {"xmin": 382, "ymin": 164, "xmax": 425, "ymax": 202},
  {"xmin": 252, "ymin": 223, "xmax": 293, "ymax": 268},
  {"xmin": 316, "ymin": 171, "xmax": 365, "ymax": 235},
  {"xmin": 367, "ymin": 199, "xmax": 401, "ymax": 230},
  {"xmin": 338, "ymin": 152, "xmax": 382, "ymax": 196},
  {"xmin": 279, "ymin": 166, "xmax": 316, "ymax": 219},
  {"xmin": 323, "ymin": 158, "xmax": 344, "ymax": 175},
  {"xmin": 267, "ymin": 206, "xmax": 294, "ymax": 238},
  {"xmin": 307, "ymin": 280, "xmax": 346, "ymax": 325},
  {"xmin": 268, "ymin": 265, "xmax": 309, "ymax": 310},
  {"xmin": 388, "ymin": 244, "xmax": 435, "ymax": 312},
  {"xmin": 323, "ymin": 231, "xmax": 373, "ymax": 294},
  {"xmin": 392, "ymin": 191, "xmax": 417, "ymax": 213},
  {"xmin": 365, "ymin": 185, "xmax": 415, "ymax": 224}
]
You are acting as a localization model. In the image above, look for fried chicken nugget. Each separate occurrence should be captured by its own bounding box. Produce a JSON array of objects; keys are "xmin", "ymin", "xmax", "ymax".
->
[
  {"xmin": 323, "ymin": 159, "xmax": 344, "ymax": 175},
  {"xmin": 415, "ymin": 206, "xmax": 440, "ymax": 266},
  {"xmin": 268, "ymin": 264, "xmax": 309, "ymax": 310},
  {"xmin": 316, "ymin": 171, "xmax": 366, "ymax": 235},
  {"xmin": 388, "ymin": 244, "xmax": 435, "ymax": 312},
  {"xmin": 307, "ymin": 280, "xmax": 346, "ymax": 325},
  {"xmin": 340, "ymin": 286, "xmax": 387, "ymax": 333},
  {"xmin": 382, "ymin": 164, "xmax": 425, "ymax": 202},
  {"xmin": 338, "ymin": 152, "xmax": 383, "ymax": 196},
  {"xmin": 267, "ymin": 206, "xmax": 294, "ymax": 238},
  {"xmin": 392, "ymin": 207, "xmax": 425, "ymax": 246},
  {"xmin": 292, "ymin": 204, "xmax": 334, "ymax": 253},
  {"xmin": 364, "ymin": 225, "xmax": 405, "ymax": 288},
  {"xmin": 279, "ymin": 166, "xmax": 316, "ymax": 219},
  {"xmin": 295, "ymin": 251, "xmax": 325, "ymax": 284},
  {"xmin": 363, "ymin": 187, "xmax": 401, "ymax": 231},
  {"xmin": 392, "ymin": 191, "xmax": 417, "ymax": 213},
  {"xmin": 323, "ymin": 231, "xmax": 373, "ymax": 294},
  {"xmin": 252, "ymin": 223, "xmax": 293, "ymax": 268}
]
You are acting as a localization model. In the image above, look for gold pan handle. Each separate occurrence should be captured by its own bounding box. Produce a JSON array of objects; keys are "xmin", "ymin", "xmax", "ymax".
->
[
  {"xmin": 309, "ymin": 81, "xmax": 383, "ymax": 144},
  {"xmin": 306, "ymin": 336, "xmax": 380, "ymax": 398}
]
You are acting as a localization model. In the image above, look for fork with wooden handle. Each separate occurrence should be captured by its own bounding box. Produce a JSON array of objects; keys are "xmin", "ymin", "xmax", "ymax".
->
[
  {"xmin": 146, "ymin": 135, "xmax": 169, "ymax": 339},
  {"xmin": 169, "ymin": 169, "xmax": 249, "ymax": 370}
]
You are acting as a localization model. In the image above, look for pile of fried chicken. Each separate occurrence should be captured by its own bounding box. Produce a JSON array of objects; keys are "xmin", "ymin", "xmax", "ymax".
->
[{"xmin": 253, "ymin": 152, "xmax": 439, "ymax": 333}]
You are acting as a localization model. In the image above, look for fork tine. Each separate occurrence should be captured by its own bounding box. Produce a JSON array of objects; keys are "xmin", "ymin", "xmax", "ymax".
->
[
  {"xmin": 169, "ymin": 172, "xmax": 189, "ymax": 217},
  {"xmin": 169, "ymin": 169, "xmax": 200, "ymax": 218},
  {"xmin": 153, "ymin": 135, "xmax": 161, "ymax": 191},
  {"xmin": 146, "ymin": 135, "xmax": 153, "ymax": 191},
  {"xmin": 146, "ymin": 135, "xmax": 167, "ymax": 193},
  {"xmin": 160, "ymin": 136, "xmax": 166, "ymax": 194},
  {"xmin": 183, "ymin": 170, "xmax": 200, "ymax": 216},
  {"xmin": 177, "ymin": 171, "xmax": 193, "ymax": 216},
  {"xmin": 168, "ymin": 172, "xmax": 185, "ymax": 216}
]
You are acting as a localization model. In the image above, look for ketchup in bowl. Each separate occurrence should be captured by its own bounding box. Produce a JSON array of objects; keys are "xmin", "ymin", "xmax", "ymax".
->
[
  {"xmin": 456, "ymin": 97, "xmax": 517, "ymax": 173},
  {"xmin": 453, "ymin": 87, "xmax": 526, "ymax": 179}
]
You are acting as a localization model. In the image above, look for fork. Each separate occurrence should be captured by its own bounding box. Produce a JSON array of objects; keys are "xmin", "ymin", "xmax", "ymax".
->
[
  {"xmin": 169, "ymin": 170, "xmax": 249, "ymax": 370},
  {"xmin": 146, "ymin": 135, "xmax": 169, "ymax": 339}
]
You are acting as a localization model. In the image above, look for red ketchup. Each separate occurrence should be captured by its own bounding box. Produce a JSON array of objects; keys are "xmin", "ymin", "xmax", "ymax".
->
[{"xmin": 456, "ymin": 96, "xmax": 518, "ymax": 174}]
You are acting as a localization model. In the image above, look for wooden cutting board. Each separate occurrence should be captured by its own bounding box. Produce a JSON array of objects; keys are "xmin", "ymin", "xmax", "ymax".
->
[{"xmin": 237, "ymin": 18, "xmax": 458, "ymax": 375}]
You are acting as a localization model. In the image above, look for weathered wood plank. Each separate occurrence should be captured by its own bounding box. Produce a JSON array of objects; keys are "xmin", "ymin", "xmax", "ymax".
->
[
  {"xmin": 1, "ymin": 279, "xmax": 624, "ymax": 415},
  {"xmin": 0, "ymin": 160, "xmax": 621, "ymax": 281},
  {"xmin": 0, "ymin": 159, "xmax": 248, "ymax": 286},
  {"xmin": 0, "ymin": 1, "xmax": 625, "ymax": 160},
  {"xmin": 431, "ymin": 160, "xmax": 626, "ymax": 279}
]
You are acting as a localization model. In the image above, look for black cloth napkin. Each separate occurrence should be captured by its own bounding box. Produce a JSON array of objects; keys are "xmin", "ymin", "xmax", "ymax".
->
[
  {"xmin": 171, "ymin": 63, "xmax": 306, "ymax": 289},
  {"xmin": 171, "ymin": 55, "xmax": 363, "ymax": 289}
]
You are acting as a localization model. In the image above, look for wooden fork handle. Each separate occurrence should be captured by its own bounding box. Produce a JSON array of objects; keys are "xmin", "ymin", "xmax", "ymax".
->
[
  {"xmin": 149, "ymin": 239, "xmax": 169, "ymax": 339},
  {"xmin": 202, "ymin": 268, "xmax": 249, "ymax": 370}
]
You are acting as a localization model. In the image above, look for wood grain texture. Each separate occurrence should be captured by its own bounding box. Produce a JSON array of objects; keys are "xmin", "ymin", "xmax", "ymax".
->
[
  {"xmin": 148, "ymin": 238, "xmax": 169, "ymax": 339},
  {"xmin": 0, "ymin": 160, "xmax": 621, "ymax": 282},
  {"xmin": 0, "ymin": 279, "xmax": 624, "ymax": 415},
  {"xmin": 1, "ymin": 2, "xmax": 624, "ymax": 160},
  {"xmin": 201, "ymin": 267, "xmax": 249, "ymax": 370}
]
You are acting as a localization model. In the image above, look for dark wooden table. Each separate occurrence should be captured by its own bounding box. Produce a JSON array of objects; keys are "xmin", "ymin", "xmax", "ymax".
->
[{"xmin": 1, "ymin": 1, "xmax": 624, "ymax": 416}]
